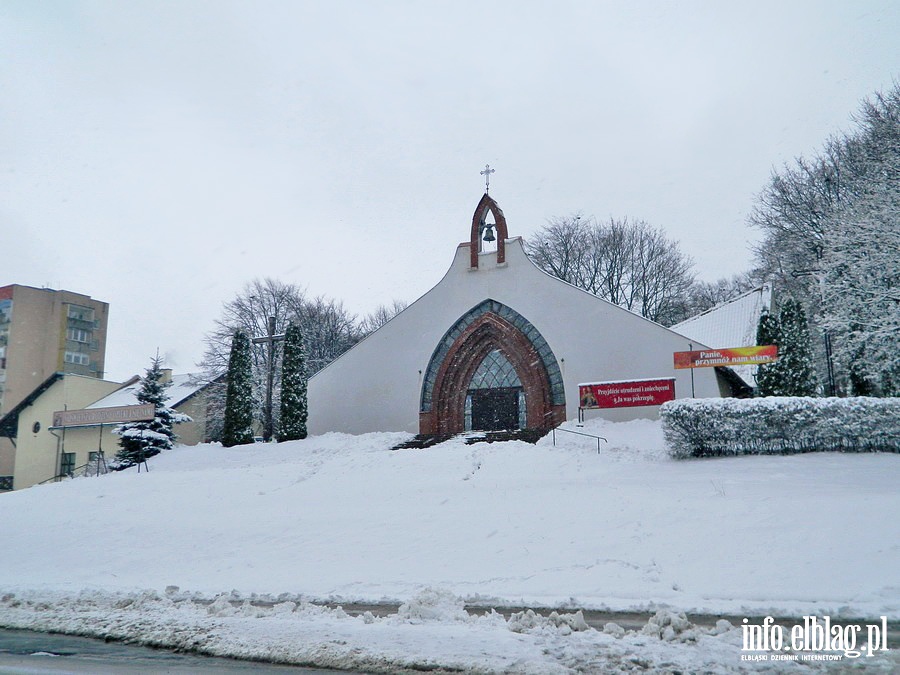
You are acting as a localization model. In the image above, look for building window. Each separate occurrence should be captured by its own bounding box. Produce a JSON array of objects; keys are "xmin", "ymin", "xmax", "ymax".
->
[
  {"xmin": 60, "ymin": 452, "xmax": 76, "ymax": 476},
  {"xmin": 468, "ymin": 350, "xmax": 522, "ymax": 390},
  {"xmin": 64, "ymin": 351, "xmax": 90, "ymax": 366},
  {"xmin": 518, "ymin": 390, "xmax": 527, "ymax": 429},
  {"xmin": 66, "ymin": 327, "xmax": 91, "ymax": 343},
  {"xmin": 67, "ymin": 305, "xmax": 94, "ymax": 322}
]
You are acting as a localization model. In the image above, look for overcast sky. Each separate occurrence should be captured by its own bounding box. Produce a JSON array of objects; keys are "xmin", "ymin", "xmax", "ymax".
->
[{"xmin": 2, "ymin": 0, "xmax": 898, "ymax": 381}]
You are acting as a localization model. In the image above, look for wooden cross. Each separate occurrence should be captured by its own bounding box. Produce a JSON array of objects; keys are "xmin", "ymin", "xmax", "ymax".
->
[
  {"xmin": 480, "ymin": 164, "xmax": 495, "ymax": 193},
  {"xmin": 252, "ymin": 316, "xmax": 286, "ymax": 441}
]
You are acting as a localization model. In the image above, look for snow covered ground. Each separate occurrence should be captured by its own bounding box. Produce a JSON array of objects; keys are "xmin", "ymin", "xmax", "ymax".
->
[{"xmin": 0, "ymin": 419, "xmax": 897, "ymax": 672}]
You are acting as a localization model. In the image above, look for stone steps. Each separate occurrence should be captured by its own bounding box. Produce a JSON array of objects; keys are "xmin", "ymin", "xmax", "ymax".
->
[{"xmin": 391, "ymin": 428, "xmax": 547, "ymax": 450}]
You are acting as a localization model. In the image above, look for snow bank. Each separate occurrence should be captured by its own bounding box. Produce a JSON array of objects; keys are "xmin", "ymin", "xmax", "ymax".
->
[
  {"xmin": 8, "ymin": 587, "xmax": 889, "ymax": 673},
  {"xmin": 0, "ymin": 420, "xmax": 897, "ymax": 671}
]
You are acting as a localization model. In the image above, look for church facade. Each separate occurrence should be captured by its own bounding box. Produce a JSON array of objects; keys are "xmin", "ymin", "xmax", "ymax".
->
[{"xmin": 308, "ymin": 194, "xmax": 725, "ymax": 436}]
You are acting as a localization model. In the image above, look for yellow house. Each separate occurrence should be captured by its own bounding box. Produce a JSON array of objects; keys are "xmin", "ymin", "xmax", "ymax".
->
[
  {"xmin": 0, "ymin": 373, "xmax": 122, "ymax": 490},
  {"xmin": 0, "ymin": 370, "xmax": 216, "ymax": 492}
]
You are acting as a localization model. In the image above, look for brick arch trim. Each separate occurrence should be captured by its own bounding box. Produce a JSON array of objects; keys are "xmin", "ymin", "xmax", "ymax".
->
[
  {"xmin": 470, "ymin": 193, "xmax": 509, "ymax": 268},
  {"xmin": 419, "ymin": 300, "xmax": 566, "ymax": 434}
]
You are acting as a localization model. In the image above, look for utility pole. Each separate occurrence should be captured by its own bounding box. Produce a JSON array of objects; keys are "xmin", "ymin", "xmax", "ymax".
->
[
  {"xmin": 790, "ymin": 266, "xmax": 836, "ymax": 396},
  {"xmin": 252, "ymin": 316, "xmax": 285, "ymax": 441}
]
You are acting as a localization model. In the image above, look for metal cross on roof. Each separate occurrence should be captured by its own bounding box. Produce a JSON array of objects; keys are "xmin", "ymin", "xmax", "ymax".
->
[{"xmin": 480, "ymin": 164, "xmax": 495, "ymax": 193}]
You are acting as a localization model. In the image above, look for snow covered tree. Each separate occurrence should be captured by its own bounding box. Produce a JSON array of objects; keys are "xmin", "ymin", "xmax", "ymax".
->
[
  {"xmin": 197, "ymin": 278, "xmax": 364, "ymax": 440},
  {"xmin": 755, "ymin": 300, "xmax": 818, "ymax": 396},
  {"xmin": 751, "ymin": 82, "xmax": 899, "ymax": 393},
  {"xmin": 754, "ymin": 309, "xmax": 781, "ymax": 397},
  {"xmin": 777, "ymin": 299, "xmax": 819, "ymax": 396},
  {"xmin": 819, "ymin": 91, "xmax": 900, "ymax": 395},
  {"xmin": 113, "ymin": 355, "xmax": 191, "ymax": 468},
  {"xmin": 278, "ymin": 323, "xmax": 308, "ymax": 441},
  {"xmin": 524, "ymin": 215, "xmax": 696, "ymax": 326},
  {"xmin": 222, "ymin": 330, "xmax": 254, "ymax": 447}
]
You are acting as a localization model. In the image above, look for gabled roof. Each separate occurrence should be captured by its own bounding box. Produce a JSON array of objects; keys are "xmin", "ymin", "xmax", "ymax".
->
[
  {"xmin": 0, "ymin": 373, "xmax": 65, "ymax": 439},
  {"xmin": 86, "ymin": 373, "xmax": 214, "ymax": 410},
  {"xmin": 671, "ymin": 284, "xmax": 772, "ymax": 387}
]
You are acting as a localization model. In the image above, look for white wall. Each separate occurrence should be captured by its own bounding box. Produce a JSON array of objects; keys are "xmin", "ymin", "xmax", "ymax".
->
[{"xmin": 308, "ymin": 238, "xmax": 719, "ymax": 435}]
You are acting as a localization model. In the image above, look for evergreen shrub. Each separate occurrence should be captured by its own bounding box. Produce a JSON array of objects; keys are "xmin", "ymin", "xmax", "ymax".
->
[
  {"xmin": 278, "ymin": 322, "xmax": 308, "ymax": 442},
  {"xmin": 660, "ymin": 397, "xmax": 900, "ymax": 458},
  {"xmin": 222, "ymin": 330, "xmax": 254, "ymax": 447}
]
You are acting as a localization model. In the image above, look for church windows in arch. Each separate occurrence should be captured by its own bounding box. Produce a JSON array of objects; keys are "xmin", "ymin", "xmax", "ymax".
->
[{"xmin": 464, "ymin": 349, "xmax": 527, "ymax": 431}]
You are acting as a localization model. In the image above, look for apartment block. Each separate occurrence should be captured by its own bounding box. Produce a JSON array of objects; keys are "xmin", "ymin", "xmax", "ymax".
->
[
  {"xmin": 0, "ymin": 285, "xmax": 109, "ymax": 416},
  {"xmin": 0, "ymin": 285, "xmax": 109, "ymax": 487}
]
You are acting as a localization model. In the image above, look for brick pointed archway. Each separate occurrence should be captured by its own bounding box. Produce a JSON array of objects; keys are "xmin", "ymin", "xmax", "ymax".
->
[
  {"xmin": 469, "ymin": 193, "xmax": 509, "ymax": 269},
  {"xmin": 419, "ymin": 300, "xmax": 566, "ymax": 434}
]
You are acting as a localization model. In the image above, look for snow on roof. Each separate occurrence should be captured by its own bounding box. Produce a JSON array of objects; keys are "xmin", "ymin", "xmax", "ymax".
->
[
  {"xmin": 87, "ymin": 373, "xmax": 208, "ymax": 410},
  {"xmin": 671, "ymin": 284, "xmax": 772, "ymax": 387}
]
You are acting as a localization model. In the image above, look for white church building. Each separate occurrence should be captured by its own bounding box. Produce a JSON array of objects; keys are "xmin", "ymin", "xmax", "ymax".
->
[{"xmin": 308, "ymin": 193, "xmax": 728, "ymax": 436}]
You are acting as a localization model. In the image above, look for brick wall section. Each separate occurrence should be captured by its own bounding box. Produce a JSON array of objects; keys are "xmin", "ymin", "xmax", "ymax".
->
[{"xmin": 469, "ymin": 193, "xmax": 509, "ymax": 269}]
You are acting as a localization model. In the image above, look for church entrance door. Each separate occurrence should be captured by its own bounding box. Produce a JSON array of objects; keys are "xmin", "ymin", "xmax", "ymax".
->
[
  {"xmin": 419, "ymin": 300, "xmax": 567, "ymax": 436},
  {"xmin": 470, "ymin": 387, "xmax": 520, "ymax": 431}
]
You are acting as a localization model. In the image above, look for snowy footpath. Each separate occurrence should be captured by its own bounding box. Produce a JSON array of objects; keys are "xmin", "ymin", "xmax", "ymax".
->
[{"xmin": 0, "ymin": 419, "xmax": 897, "ymax": 672}]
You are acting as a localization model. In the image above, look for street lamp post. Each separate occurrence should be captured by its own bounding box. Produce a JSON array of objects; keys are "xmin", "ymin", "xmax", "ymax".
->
[{"xmin": 790, "ymin": 267, "xmax": 836, "ymax": 396}]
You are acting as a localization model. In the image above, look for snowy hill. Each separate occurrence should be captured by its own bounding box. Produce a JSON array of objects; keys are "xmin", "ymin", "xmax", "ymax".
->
[{"xmin": 0, "ymin": 420, "xmax": 897, "ymax": 672}]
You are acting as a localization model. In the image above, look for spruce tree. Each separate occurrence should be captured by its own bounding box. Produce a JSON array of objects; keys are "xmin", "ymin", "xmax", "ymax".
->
[
  {"xmin": 278, "ymin": 322, "xmax": 308, "ymax": 441},
  {"xmin": 222, "ymin": 330, "xmax": 254, "ymax": 447},
  {"xmin": 113, "ymin": 355, "xmax": 191, "ymax": 468},
  {"xmin": 755, "ymin": 309, "xmax": 781, "ymax": 396},
  {"xmin": 777, "ymin": 299, "xmax": 819, "ymax": 396},
  {"xmin": 756, "ymin": 300, "xmax": 820, "ymax": 397},
  {"xmin": 848, "ymin": 338, "xmax": 875, "ymax": 396}
]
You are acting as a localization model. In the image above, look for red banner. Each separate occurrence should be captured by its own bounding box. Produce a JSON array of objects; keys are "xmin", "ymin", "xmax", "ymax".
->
[
  {"xmin": 579, "ymin": 378, "xmax": 676, "ymax": 409},
  {"xmin": 673, "ymin": 345, "xmax": 778, "ymax": 369}
]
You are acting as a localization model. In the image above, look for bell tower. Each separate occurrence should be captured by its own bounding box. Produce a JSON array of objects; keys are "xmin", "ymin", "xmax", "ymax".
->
[{"xmin": 469, "ymin": 193, "xmax": 509, "ymax": 269}]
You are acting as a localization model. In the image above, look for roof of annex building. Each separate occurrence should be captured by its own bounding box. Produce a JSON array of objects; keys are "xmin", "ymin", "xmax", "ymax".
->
[
  {"xmin": 671, "ymin": 284, "xmax": 772, "ymax": 387},
  {"xmin": 87, "ymin": 373, "xmax": 210, "ymax": 410}
]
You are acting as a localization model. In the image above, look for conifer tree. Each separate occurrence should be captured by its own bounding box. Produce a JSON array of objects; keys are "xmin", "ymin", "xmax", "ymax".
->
[
  {"xmin": 777, "ymin": 298, "xmax": 819, "ymax": 396},
  {"xmin": 755, "ymin": 309, "xmax": 781, "ymax": 396},
  {"xmin": 113, "ymin": 355, "xmax": 191, "ymax": 468},
  {"xmin": 222, "ymin": 330, "xmax": 254, "ymax": 447},
  {"xmin": 755, "ymin": 300, "xmax": 819, "ymax": 396},
  {"xmin": 278, "ymin": 322, "xmax": 308, "ymax": 441},
  {"xmin": 848, "ymin": 340, "xmax": 875, "ymax": 396}
]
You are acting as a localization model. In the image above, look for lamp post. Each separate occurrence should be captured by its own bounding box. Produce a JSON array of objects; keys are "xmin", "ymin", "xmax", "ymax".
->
[{"xmin": 790, "ymin": 266, "xmax": 836, "ymax": 396}]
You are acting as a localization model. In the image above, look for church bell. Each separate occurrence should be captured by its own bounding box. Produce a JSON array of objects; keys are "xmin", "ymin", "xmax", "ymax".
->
[{"xmin": 482, "ymin": 223, "xmax": 496, "ymax": 243}]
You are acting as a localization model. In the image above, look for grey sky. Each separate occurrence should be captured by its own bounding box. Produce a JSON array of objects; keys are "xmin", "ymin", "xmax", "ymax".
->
[{"xmin": 2, "ymin": 0, "xmax": 898, "ymax": 381}]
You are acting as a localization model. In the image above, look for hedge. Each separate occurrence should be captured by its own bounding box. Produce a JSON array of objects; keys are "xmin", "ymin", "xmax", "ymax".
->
[{"xmin": 660, "ymin": 397, "xmax": 900, "ymax": 459}]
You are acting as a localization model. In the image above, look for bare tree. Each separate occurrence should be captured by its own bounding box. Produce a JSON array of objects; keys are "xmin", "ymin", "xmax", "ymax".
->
[
  {"xmin": 525, "ymin": 215, "xmax": 696, "ymax": 325},
  {"xmin": 196, "ymin": 278, "xmax": 362, "ymax": 440},
  {"xmin": 358, "ymin": 300, "xmax": 409, "ymax": 335},
  {"xmin": 683, "ymin": 272, "xmax": 760, "ymax": 316}
]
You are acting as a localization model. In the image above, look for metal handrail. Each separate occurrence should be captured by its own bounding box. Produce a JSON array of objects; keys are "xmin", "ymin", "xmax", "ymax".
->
[
  {"xmin": 37, "ymin": 459, "xmax": 109, "ymax": 485},
  {"xmin": 551, "ymin": 426, "xmax": 607, "ymax": 454}
]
